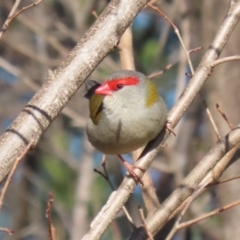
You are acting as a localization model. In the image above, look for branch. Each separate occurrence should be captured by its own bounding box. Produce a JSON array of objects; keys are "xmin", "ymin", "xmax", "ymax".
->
[
  {"xmin": 178, "ymin": 198, "xmax": 240, "ymax": 229},
  {"xmin": 211, "ymin": 55, "xmax": 240, "ymax": 68},
  {"xmin": 0, "ymin": 138, "xmax": 33, "ymax": 212},
  {"xmin": 0, "ymin": 0, "xmax": 21, "ymax": 40},
  {"xmin": 147, "ymin": 64, "xmax": 173, "ymax": 79},
  {"xmin": 138, "ymin": 206, "xmax": 154, "ymax": 240},
  {"xmin": 46, "ymin": 193, "xmax": 55, "ymax": 240},
  {"xmin": 94, "ymin": 165, "xmax": 136, "ymax": 229},
  {"xmin": 119, "ymin": 25, "xmax": 160, "ymax": 213},
  {"xmin": 0, "ymin": 0, "xmax": 43, "ymax": 39},
  {"xmin": 0, "ymin": 0, "xmax": 149, "ymax": 182},
  {"xmin": 0, "ymin": 228, "xmax": 14, "ymax": 236},
  {"xmin": 216, "ymin": 103, "xmax": 234, "ymax": 130},
  {"xmin": 164, "ymin": 144, "xmax": 240, "ymax": 238},
  {"xmin": 118, "ymin": 26, "xmax": 135, "ymax": 70},
  {"xmin": 149, "ymin": 3, "xmax": 220, "ymax": 142},
  {"xmin": 81, "ymin": 1, "xmax": 240, "ymax": 239},
  {"xmin": 131, "ymin": 123, "xmax": 240, "ymax": 239},
  {"xmin": 165, "ymin": 183, "xmax": 208, "ymax": 240}
]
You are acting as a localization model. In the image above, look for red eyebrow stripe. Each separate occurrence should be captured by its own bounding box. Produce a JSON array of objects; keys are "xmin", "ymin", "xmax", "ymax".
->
[{"xmin": 107, "ymin": 76, "xmax": 139, "ymax": 90}]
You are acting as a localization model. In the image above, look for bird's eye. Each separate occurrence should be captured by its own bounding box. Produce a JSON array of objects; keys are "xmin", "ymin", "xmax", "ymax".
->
[{"xmin": 116, "ymin": 84, "xmax": 123, "ymax": 89}]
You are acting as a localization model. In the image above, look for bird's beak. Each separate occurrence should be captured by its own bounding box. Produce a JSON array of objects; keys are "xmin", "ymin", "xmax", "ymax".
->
[{"xmin": 95, "ymin": 82, "xmax": 112, "ymax": 96}]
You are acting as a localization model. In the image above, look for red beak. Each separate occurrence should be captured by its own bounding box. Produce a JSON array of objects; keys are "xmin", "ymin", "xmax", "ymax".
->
[{"xmin": 95, "ymin": 82, "xmax": 112, "ymax": 95}]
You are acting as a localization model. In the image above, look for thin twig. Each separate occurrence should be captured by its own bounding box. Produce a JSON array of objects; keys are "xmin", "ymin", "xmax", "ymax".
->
[
  {"xmin": 200, "ymin": 92, "xmax": 221, "ymax": 139},
  {"xmin": 216, "ymin": 103, "xmax": 234, "ymax": 130},
  {"xmin": 148, "ymin": 3, "xmax": 194, "ymax": 74},
  {"xmin": 166, "ymin": 183, "xmax": 208, "ymax": 240},
  {"xmin": 0, "ymin": 139, "xmax": 33, "ymax": 213},
  {"xmin": 211, "ymin": 55, "xmax": 240, "ymax": 68},
  {"xmin": 138, "ymin": 206, "xmax": 154, "ymax": 240},
  {"xmin": 10, "ymin": 9, "xmax": 68, "ymax": 56},
  {"xmin": 0, "ymin": 0, "xmax": 43, "ymax": 39},
  {"xmin": 206, "ymin": 175, "xmax": 240, "ymax": 187},
  {"xmin": 167, "ymin": 145, "xmax": 240, "ymax": 239},
  {"xmin": 94, "ymin": 159, "xmax": 136, "ymax": 229},
  {"xmin": 8, "ymin": 0, "xmax": 43, "ymax": 25},
  {"xmin": 0, "ymin": 57, "xmax": 86, "ymax": 127},
  {"xmin": 167, "ymin": 144, "xmax": 240, "ymax": 228},
  {"xmin": 149, "ymin": 6, "xmax": 221, "ymax": 235},
  {"xmin": 147, "ymin": 64, "xmax": 173, "ymax": 79},
  {"xmin": 46, "ymin": 193, "xmax": 55, "ymax": 240},
  {"xmin": 100, "ymin": 156, "xmax": 116, "ymax": 191},
  {"xmin": 145, "ymin": 0, "xmax": 157, "ymax": 7},
  {"xmin": 185, "ymin": 72, "xmax": 192, "ymax": 77},
  {"xmin": 0, "ymin": 227, "xmax": 14, "ymax": 235},
  {"xmin": 149, "ymin": 3, "xmax": 220, "ymax": 141},
  {"xmin": 118, "ymin": 23, "xmax": 161, "ymax": 213},
  {"xmin": 188, "ymin": 46, "xmax": 203, "ymax": 54},
  {"xmin": 93, "ymin": 168, "xmax": 116, "ymax": 193},
  {"xmin": 0, "ymin": 0, "xmax": 21, "ymax": 39},
  {"xmin": 200, "ymin": 94, "xmax": 221, "ymax": 140},
  {"xmin": 91, "ymin": 10, "xmax": 99, "ymax": 19},
  {"xmin": 178, "ymin": 198, "xmax": 240, "ymax": 229}
]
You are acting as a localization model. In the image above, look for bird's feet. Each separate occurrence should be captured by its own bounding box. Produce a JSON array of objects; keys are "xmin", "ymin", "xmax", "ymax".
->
[
  {"xmin": 117, "ymin": 155, "xmax": 144, "ymax": 186},
  {"xmin": 166, "ymin": 119, "xmax": 176, "ymax": 136}
]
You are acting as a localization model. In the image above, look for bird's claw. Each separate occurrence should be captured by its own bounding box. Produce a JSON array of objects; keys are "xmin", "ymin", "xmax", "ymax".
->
[
  {"xmin": 122, "ymin": 160, "xmax": 144, "ymax": 186},
  {"xmin": 166, "ymin": 120, "xmax": 176, "ymax": 136}
]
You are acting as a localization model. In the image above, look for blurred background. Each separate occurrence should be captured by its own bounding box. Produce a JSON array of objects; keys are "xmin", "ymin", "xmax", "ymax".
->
[{"xmin": 0, "ymin": 0, "xmax": 240, "ymax": 239}]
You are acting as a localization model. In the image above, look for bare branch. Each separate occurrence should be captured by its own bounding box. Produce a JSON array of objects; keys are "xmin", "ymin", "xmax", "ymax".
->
[
  {"xmin": 167, "ymin": 144, "xmax": 240, "ymax": 227},
  {"xmin": 138, "ymin": 206, "xmax": 154, "ymax": 240},
  {"xmin": 178, "ymin": 198, "xmax": 240, "ymax": 229},
  {"xmin": 216, "ymin": 103, "xmax": 234, "ymax": 130},
  {"xmin": 206, "ymin": 174, "xmax": 240, "ymax": 187},
  {"xmin": 201, "ymin": 95, "xmax": 221, "ymax": 140},
  {"xmin": 0, "ymin": 0, "xmax": 43, "ymax": 39},
  {"xmin": 46, "ymin": 193, "xmax": 55, "ymax": 240},
  {"xmin": 0, "ymin": 138, "xmax": 33, "ymax": 213},
  {"xmin": 132, "ymin": 124, "xmax": 240, "ymax": 239},
  {"xmin": 118, "ymin": 24, "xmax": 160, "ymax": 212},
  {"xmin": 82, "ymin": 1, "xmax": 240, "ymax": 239},
  {"xmin": 211, "ymin": 55, "xmax": 240, "ymax": 68},
  {"xmin": 0, "ymin": 228, "xmax": 14, "ymax": 235},
  {"xmin": 118, "ymin": 26, "xmax": 135, "ymax": 70},
  {"xmin": 94, "ymin": 166, "xmax": 136, "ymax": 229},
  {"xmin": 91, "ymin": 10, "xmax": 99, "ymax": 19},
  {"xmin": 0, "ymin": 0, "xmax": 22, "ymax": 39},
  {"xmin": 148, "ymin": 3, "xmax": 194, "ymax": 73},
  {"xmin": 0, "ymin": 57, "xmax": 86, "ymax": 127},
  {"xmin": 147, "ymin": 64, "xmax": 173, "ymax": 79},
  {"xmin": 166, "ymin": 183, "xmax": 208, "ymax": 240},
  {"xmin": 188, "ymin": 46, "xmax": 203, "ymax": 54},
  {"xmin": 101, "ymin": 2, "xmax": 240, "ymax": 240},
  {"xmin": 149, "ymin": 3, "xmax": 219, "ymax": 141},
  {"xmin": 0, "ymin": 0, "xmax": 149, "ymax": 183}
]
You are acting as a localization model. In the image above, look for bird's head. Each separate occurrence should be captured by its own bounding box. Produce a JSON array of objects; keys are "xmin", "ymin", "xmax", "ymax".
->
[{"xmin": 84, "ymin": 70, "xmax": 159, "ymax": 124}]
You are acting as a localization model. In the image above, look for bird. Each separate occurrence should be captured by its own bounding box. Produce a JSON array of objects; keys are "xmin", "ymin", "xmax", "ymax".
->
[{"xmin": 84, "ymin": 70, "xmax": 167, "ymax": 184}]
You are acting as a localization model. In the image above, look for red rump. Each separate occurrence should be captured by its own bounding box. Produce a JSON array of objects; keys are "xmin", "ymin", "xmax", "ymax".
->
[{"xmin": 107, "ymin": 77, "xmax": 139, "ymax": 91}]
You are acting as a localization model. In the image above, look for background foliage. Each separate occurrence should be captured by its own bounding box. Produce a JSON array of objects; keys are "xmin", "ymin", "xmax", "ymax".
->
[{"xmin": 0, "ymin": 0, "xmax": 240, "ymax": 239}]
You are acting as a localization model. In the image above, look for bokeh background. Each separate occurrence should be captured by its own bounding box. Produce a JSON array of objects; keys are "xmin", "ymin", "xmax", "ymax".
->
[{"xmin": 0, "ymin": 0, "xmax": 240, "ymax": 239}]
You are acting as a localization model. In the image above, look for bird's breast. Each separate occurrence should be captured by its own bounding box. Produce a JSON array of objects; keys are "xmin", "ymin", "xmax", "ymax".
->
[{"xmin": 86, "ymin": 98, "xmax": 166, "ymax": 155}]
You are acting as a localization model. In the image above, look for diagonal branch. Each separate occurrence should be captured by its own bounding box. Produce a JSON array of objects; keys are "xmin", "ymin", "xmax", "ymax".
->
[
  {"xmin": 0, "ymin": 0, "xmax": 149, "ymax": 182},
  {"xmin": 82, "ymin": 1, "xmax": 240, "ymax": 239},
  {"xmin": 131, "ymin": 123, "xmax": 240, "ymax": 240},
  {"xmin": 0, "ymin": 0, "xmax": 43, "ymax": 39}
]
